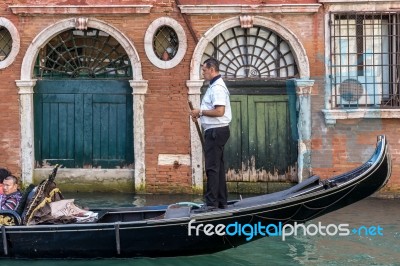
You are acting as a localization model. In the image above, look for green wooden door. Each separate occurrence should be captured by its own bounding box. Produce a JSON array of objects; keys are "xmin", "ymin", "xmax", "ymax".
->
[
  {"xmin": 225, "ymin": 95, "xmax": 248, "ymax": 181},
  {"xmin": 225, "ymin": 91, "xmax": 297, "ymax": 182},
  {"xmin": 34, "ymin": 80, "xmax": 133, "ymax": 168}
]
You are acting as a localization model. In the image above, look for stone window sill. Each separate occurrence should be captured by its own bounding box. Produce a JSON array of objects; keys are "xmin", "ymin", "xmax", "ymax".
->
[{"xmin": 322, "ymin": 109, "xmax": 400, "ymax": 125}]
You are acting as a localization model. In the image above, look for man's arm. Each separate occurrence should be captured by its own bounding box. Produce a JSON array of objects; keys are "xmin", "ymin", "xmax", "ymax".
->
[{"xmin": 191, "ymin": 105, "xmax": 225, "ymax": 118}]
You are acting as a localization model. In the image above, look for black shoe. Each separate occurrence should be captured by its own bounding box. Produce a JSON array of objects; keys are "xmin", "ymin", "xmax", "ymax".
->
[{"xmin": 218, "ymin": 204, "xmax": 228, "ymax": 209}]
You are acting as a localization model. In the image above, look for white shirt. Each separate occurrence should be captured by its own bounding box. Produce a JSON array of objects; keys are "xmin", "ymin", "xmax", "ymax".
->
[{"xmin": 200, "ymin": 77, "xmax": 232, "ymax": 131}]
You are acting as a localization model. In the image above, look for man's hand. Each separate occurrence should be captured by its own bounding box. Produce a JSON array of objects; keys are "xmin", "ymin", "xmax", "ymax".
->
[
  {"xmin": 190, "ymin": 106, "xmax": 225, "ymax": 120},
  {"xmin": 190, "ymin": 109, "xmax": 201, "ymax": 121}
]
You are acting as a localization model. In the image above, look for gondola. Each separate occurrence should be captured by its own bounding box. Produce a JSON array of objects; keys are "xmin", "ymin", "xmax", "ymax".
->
[{"xmin": 0, "ymin": 135, "xmax": 391, "ymax": 259}]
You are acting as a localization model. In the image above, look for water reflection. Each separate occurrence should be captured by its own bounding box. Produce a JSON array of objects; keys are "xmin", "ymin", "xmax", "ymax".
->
[{"xmin": 285, "ymin": 197, "xmax": 400, "ymax": 265}]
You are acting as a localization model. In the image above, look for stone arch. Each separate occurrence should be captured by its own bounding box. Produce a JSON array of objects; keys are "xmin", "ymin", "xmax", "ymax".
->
[
  {"xmin": 17, "ymin": 18, "xmax": 147, "ymax": 191},
  {"xmin": 187, "ymin": 16, "xmax": 313, "ymax": 191},
  {"xmin": 190, "ymin": 16, "xmax": 310, "ymax": 80}
]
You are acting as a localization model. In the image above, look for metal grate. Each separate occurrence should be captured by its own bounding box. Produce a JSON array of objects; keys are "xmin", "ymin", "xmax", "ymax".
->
[
  {"xmin": 330, "ymin": 11, "xmax": 400, "ymax": 108},
  {"xmin": 34, "ymin": 28, "xmax": 132, "ymax": 79},
  {"xmin": 153, "ymin": 26, "xmax": 179, "ymax": 61},
  {"xmin": 339, "ymin": 79, "xmax": 364, "ymax": 102},
  {"xmin": 0, "ymin": 27, "xmax": 12, "ymax": 61},
  {"xmin": 202, "ymin": 26, "xmax": 298, "ymax": 79}
]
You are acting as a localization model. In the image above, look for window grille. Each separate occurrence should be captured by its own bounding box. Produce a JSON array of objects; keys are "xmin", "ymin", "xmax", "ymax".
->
[
  {"xmin": 0, "ymin": 27, "xmax": 12, "ymax": 61},
  {"xmin": 153, "ymin": 26, "xmax": 179, "ymax": 61},
  {"xmin": 330, "ymin": 12, "xmax": 400, "ymax": 108},
  {"xmin": 34, "ymin": 28, "xmax": 132, "ymax": 79},
  {"xmin": 202, "ymin": 26, "xmax": 298, "ymax": 79}
]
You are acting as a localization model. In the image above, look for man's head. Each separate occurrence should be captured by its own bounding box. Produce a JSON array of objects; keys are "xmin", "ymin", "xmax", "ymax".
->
[
  {"xmin": 0, "ymin": 168, "xmax": 11, "ymax": 184},
  {"xmin": 3, "ymin": 175, "xmax": 19, "ymax": 195},
  {"xmin": 202, "ymin": 58, "xmax": 220, "ymax": 81}
]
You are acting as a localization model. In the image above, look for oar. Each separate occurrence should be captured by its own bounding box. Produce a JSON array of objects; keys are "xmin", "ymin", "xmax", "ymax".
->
[{"xmin": 188, "ymin": 101, "xmax": 205, "ymax": 151}]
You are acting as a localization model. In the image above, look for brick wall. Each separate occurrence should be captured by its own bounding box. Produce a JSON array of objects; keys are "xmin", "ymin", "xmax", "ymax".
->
[{"xmin": 0, "ymin": 2, "xmax": 22, "ymax": 176}]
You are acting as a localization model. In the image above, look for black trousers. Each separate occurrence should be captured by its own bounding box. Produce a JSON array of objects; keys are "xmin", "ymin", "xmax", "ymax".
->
[{"xmin": 204, "ymin": 126, "xmax": 230, "ymax": 208}]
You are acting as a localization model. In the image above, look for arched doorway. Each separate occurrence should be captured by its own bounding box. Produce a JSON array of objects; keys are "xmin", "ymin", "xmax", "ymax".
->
[
  {"xmin": 17, "ymin": 18, "xmax": 147, "ymax": 192},
  {"xmin": 34, "ymin": 28, "xmax": 133, "ymax": 169},
  {"xmin": 188, "ymin": 16, "xmax": 313, "ymax": 192},
  {"xmin": 202, "ymin": 25, "xmax": 298, "ymax": 183}
]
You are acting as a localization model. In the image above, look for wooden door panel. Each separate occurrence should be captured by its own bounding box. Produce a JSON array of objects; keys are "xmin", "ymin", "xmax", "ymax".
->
[
  {"xmin": 225, "ymin": 94, "xmax": 297, "ymax": 182},
  {"xmin": 34, "ymin": 80, "xmax": 133, "ymax": 168},
  {"xmin": 92, "ymin": 95, "xmax": 129, "ymax": 168},
  {"xmin": 83, "ymin": 94, "xmax": 93, "ymax": 167},
  {"xmin": 254, "ymin": 98, "xmax": 294, "ymax": 179},
  {"xmin": 225, "ymin": 96, "xmax": 248, "ymax": 181},
  {"xmin": 35, "ymin": 93, "xmax": 77, "ymax": 167},
  {"xmin": 249, "ymin": 95, "xmax": 291, "ymax": 181}
]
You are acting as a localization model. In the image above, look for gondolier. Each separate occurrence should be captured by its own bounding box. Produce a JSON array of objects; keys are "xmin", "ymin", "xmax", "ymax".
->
[{"xmin": 190, "ymin": 58, "xmax": 232, "ymax": 210}]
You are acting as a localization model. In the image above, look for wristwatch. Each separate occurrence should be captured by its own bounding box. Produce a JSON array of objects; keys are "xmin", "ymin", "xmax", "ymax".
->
[{"xmin": 199, "ymin": 110, "xmax": 203, "ymax": 117}]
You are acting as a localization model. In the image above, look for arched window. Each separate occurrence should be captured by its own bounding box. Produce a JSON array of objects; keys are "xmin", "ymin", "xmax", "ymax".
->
[
  {"xmin": 202, "ymin": 26, "xmax": 298, "ymax": 79},
  {"xmin": 34, "ymin": 28, "xmax": 132, "ymax": 79}
]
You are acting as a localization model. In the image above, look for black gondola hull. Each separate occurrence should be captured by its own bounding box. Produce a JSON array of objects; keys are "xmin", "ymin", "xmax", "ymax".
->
[{"xmin": 0, "ymin": 135, "xmax": 391, "ymax": 259}]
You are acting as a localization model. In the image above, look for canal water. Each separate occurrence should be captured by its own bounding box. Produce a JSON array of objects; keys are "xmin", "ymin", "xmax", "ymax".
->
[{"xmin": 1, "ymin": 194, "xmax": 399, "ymax": 266}]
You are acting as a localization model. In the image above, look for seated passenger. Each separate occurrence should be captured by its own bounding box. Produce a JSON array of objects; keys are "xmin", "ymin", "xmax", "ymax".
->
[
  {"xmin": 0, "ymin": 175, "xmax": 22, "ymax": 210},
  {"xmin": 0, "ymin": 168, "xmax": 12, "ymax": 194}
]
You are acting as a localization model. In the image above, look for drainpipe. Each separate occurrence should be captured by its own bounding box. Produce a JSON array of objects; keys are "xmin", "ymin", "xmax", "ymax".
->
[{"xmin": 175, "ymin": 0, "xmax": 199, "ymax": 43}]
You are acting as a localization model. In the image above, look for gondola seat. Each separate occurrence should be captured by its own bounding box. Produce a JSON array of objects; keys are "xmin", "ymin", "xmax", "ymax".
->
[{"xmin": 164, "ymin": 204, "xmax": 191, "ymax": 219}]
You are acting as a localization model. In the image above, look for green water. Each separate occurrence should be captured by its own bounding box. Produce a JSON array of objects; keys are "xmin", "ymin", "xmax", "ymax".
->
[{"xmin": 1, "ymin": 195, "xmax": 399, "ymax": 266}]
